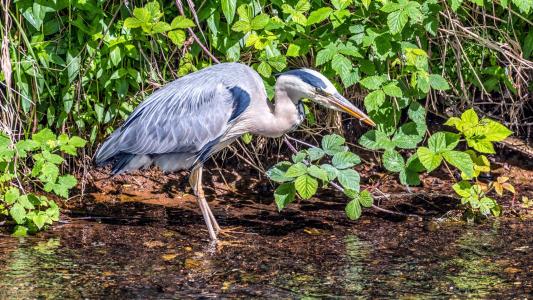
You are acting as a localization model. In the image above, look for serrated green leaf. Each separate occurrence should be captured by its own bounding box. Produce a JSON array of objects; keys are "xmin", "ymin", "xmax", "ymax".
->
[
  {"xmin": 307, "ymin": 147, "xmax": 325, "ymax": 161},
  {"xmin": 359, "ymin": 130, "xmax": 395, "ymax": 150},
  {"xmin": 32, "ymin": 128, "xmax": 55, "ymax": 145},
  {"xmin": 274, "ymin": 183, "xmax": 296, "ymax": 211},
  {"xmin": 364, "ymin": 90, "xmax": 386, "ymax": 112},
  {"xmin": 292, "ymin": 151, "xmax": 307, "ymax": 163},
  {"xmin": 338, "ymin": 169, "xmax": 360, "ymax": 191},
  {"xmin": 321, "ymin": 134, "xmax": 346, "ymax": 155},
  {"xmin": 428, "ymin": 132, "xmax": 460, "ymax": 153},
  {"xmin": 383, "ymin": 149, "xmax": 405, "ymax": 172},
  {"xmin": 417, "ymin": 147, "xmax": 442, "ymax": 172},
  {"xmin": 331, "ymin": 54, "xmax": 351, "ymax": 77},
  {"xmin": 359, "ymin": 190, "xmax": 373, "ymax": 207},
  {"xmin": 168, "ymin": 30, "xmax": 186, "ymax": 46},
  {"xmin": 32, "ymin": 213, "xmax": 48, "ymax": 229},
  {"xmin": 382, "ymin": 82, "xmax": 403, "ymax": 97},
  {"xmin": 294, "ymin": 174, "xmax": 318, "ymax": 199},
  {"xmin": 10, "ymin": 203, "xmax": 26, "ymax": 224},
  {"xmin": 285, "ymin": 162, "xmax": 308, "ymax": 177},
  {"xmin": 307, "ymin": 165, "xmax": 329, "ymax": 182},
  {"xmin": 387, "ymin": 9, "xmax": 409, "ymax": 34},
  {"xmin": 359, "ymin": 75, "xmax": 386, "ymax": 90},
  {"xmin": 307, "ymin": 7, "xmax": 332, "ymax": 25},
  {"xmin": 4, "ymin": 187, "xmax": 20, "ymax": 205},
  {"xmin": 442, "ymin": 150, "xmax": 474, "ymax": 179},
  {"xmin": 345, "ymin": 198, "xmax": 362, "ymax": 220},
  {"xmin": 392, "ymin": 122, "xmax": 426, "ymax": 149},
  {"xmin": 332, "ymin": 151, "xmax": 361, "ymax": 169},
  {"xmin": 267, "ymin": 161, "xmax": 293, "ymax": 183},
  {"xmin": 429, "ymin": 74, "xmax": 450, "ymax": 90},
  {"xmin": 320, "ymin": 164, "xmax": 339, "ymax": 181}
]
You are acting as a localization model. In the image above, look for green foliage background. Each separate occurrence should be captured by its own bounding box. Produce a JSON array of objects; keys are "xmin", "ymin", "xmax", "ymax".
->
[{"xmin": 2, "ymin": 0, "xmax": 531, "ymax": 143}]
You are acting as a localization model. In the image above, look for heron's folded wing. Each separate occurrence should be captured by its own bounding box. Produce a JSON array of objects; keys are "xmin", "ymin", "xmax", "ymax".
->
[{"xmin": 95, "ymin": 77, "xmax": 243, "ymax": 165}]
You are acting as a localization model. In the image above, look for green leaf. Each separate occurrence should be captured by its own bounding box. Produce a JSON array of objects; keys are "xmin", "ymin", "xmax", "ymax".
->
[
  {"xmin": 17, "ymin": 195, "xmax": 35, "ymax": 210},
  {"xmin": 345, "ymin": 199, "xmax": 362, "ymax": 220},
  {"xmin": 320, "ymin": 164, "xmax": 339, "ymax": 181},
  {"xmin": 12, "ymin": 225, "xmax": 28, "ymax": 237},
  {"xmin": 408, "ymin": 101, "xmax": 426, "ymax": 124},
  {"xmin": 359, "ymin": 75, "xmax": 386, "ymax": 90},
  {"xmin": 359, "ymin": 190, "xmax": 373, "ymax": 208},
  {"xmin": 387, "ymin": 9, "xmax": 409, "ymax": 34},
  {"xmin": 364, "ymin": 90, "xmax": 386, "ymax": 112},
  {"xmin": 53, "ymin": 175, "xmax": 77, "ymax": 198},
  {"xmin": 285, "ymin": 162, "xmax": 308, "ymax": 177},
  {"xmin": 382, "ymin": 82, "xmax": 403, "ymax": 97},
  {"xmin": 450, "ymin": 0, "xmax": 463, "ymax": 11},
  {"xmin": 307, "ymin": 147, "xmax": 325, "ymax": 161},
  {"xmin": 461, "ymin": 108, "xmax": 479, "ymax": 127},
  {"xmin": 10, "ymin": 203, "xmax": 26, "ymax": 224},
  {"xmin": 307, "ymin": 165, "xmax": 329, "ymax": 182},
  {"xmin": 274, "ymin": 183, "xmax": 296, "ymax": 211},
  {"xmin": 321, "ymin": 134, "xmax": 346, "ymax": 155},
  {"xmin": 32, "ymin": 213, "xmax": 48, "ymax": 229},
  {"xmin": 307, "ymin": 7, "xmax": 333, "ymax": 25},
  {"xmin": 482, "ymin": 119, "xmax": 513, "ymax": 142},
  {"xmin": 392, "ymin": 122, "xmax": 426, "ymax": 149},
  {"xmin": 292, "ymin": 151, "xmax": 307, "ymax": 163},
  {"xmin": 337, "ymin": 169, "xmax": 360, "ymax": 191},
  {"xmin": 42, "ymin": 150, "xmax": 64, "ymax": 164},
  {"xmin": 416, "ymin": 147, "xmax": 442, "ymax": 172},
  {"xmin": 429, "ymin": 74, "xmax": 450, "ymax": 90},
  {"xmin": 109, "ymin": 46, "xmax": 122, "ymax": 67},
  {"xmin": 294, "ymin": 174, "xmax": 318, "ymax": 199},
  {"xmin": 479, "ymin": 197, "xmax": 496, "ymax": 215},
  {"xmin": 39, "ymin": 162, "xmax": 59, "ymax": 183},
  {"xmin": 68, "ymin": 136, "xmax": 86, "ymax": 148},
  {"xmin": 428, "ymin": 132, "xmax": 460, "ymax": 153},
  {"xmin": 221, "ymin": 0, "xmax": 237, "ymax": 24},
  {"xmin": 359, "ymin": 130, "xmax": 395, "ymax": 150},
  {"xmin": 442, "ymin": 150, "xmax": 474, "ymax": 179},
  {"xmin": 331, "ymin": 54, "xmax": 352, "ymax": 77},
  {"xmin": 332, "ymin": 151, "xmax": 361, "ymax": 169},
  {"xmin": 251, "ymin": 14, "xmax": 270, "ymax": 30},
  {"xmin": 316, "ymin": 43, "xmax": 337, "ymax": 66},
  {"xmin": 4, "ymin": 187, "xmax": 20, "ymax": 205},
  {"xmin": 469, "ymin": 139, "xmax": 495, "ymax": 154},
  {"xmin": 267, "ymin": 161, "xmax": 293, "ymax": 183},
  {"xmin": 382, "ymin": 149, "xmax": 405, "ymax": 172},
  {"xmin": 332, "ymin": 0, "xmax": 352, "ymax": 10},
  {"xmin": 32, "ymin": 128, "xmax": 55, "ymax": 145},
  {"xmin": 15, "ymin": 139, "xmax": 39, "ymax": 157}
]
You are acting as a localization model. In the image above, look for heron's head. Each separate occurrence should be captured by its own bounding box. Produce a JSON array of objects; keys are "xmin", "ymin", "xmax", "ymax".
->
[{"xmin": 276, "ymin": 69, "xmax": 375, "ymax": 127}]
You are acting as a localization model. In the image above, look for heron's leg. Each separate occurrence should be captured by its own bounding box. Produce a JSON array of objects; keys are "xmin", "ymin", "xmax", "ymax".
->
[{"xmin": 189, "ymin": 166, "xmax": 217, "ymax": 241}]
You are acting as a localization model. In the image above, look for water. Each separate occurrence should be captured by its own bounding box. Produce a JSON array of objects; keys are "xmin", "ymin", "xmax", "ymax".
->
[{"xmin": 0, "ymin": 198, "xmax": 531, "ymax": 299}]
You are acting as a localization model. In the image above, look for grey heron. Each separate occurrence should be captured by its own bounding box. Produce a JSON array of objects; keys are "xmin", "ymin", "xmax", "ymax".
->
[{"xmin": 94, "ymin": 62, "xmax": 374, "ymax": 240}]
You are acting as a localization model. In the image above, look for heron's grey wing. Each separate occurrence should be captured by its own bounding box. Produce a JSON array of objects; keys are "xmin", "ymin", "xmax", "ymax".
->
[{"xmin": 94, "ymin": 76, "xmax": 251, "ymax": 173}]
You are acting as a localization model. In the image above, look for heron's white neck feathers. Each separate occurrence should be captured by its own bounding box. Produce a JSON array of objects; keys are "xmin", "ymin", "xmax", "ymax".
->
[{"xmin": 246, "ymin": 76, "xmax": 307, "ymax": 138}]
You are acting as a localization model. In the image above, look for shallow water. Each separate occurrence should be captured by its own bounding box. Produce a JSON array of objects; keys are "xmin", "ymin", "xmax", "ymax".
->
[{"xmin": 0, "ymin": 200, "xmax": 531, "ymax": 299}]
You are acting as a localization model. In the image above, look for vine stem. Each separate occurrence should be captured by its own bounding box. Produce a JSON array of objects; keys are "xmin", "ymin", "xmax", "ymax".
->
[
  {"xmin": 174, "ymin": 0, "xmax": 220, "ymax": 64},
  {"xmin": 283, "ymin": 136, "xmax": 423, "ymax": 220}
]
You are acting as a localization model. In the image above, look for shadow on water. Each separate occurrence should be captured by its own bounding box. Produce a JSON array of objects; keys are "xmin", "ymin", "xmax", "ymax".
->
[{"xmin": 0, "ymin": 194, "xmax": 532, "ymax": 298}]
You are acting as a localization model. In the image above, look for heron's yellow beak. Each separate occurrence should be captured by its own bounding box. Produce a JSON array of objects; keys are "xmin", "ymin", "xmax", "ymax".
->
[{"xmin": 330, "ymin": 93, "xmax": 376, "ymax": 127}]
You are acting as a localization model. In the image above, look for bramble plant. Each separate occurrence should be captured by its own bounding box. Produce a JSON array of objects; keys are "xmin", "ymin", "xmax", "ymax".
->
[
  {"xmin": 267, "ymin": 134, "xmax": 374, "ymax": 220},
  {"xmin": 268, "ymin": 109, "xmax": 513, "ymax": 220},
  {"xmin": 0, "ymin": 129, "xmax": 86, "ymax": 236}
]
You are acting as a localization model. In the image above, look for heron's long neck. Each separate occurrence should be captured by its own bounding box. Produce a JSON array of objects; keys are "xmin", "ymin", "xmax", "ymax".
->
[{"xmin": 250, "ymin": 85, "xmax": 303, "ymax": 138}]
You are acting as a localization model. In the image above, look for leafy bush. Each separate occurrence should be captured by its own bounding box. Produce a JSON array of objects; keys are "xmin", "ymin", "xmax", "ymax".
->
[
  {"xmin": 0, "ymin": 130, "xmax": 85, "ymax": 235},
  {"xmin": 267, "ymin": 134, "xmax": 374, "ymax": 220}
]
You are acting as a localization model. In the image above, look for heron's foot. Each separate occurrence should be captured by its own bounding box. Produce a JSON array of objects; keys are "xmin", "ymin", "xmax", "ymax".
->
[
  {"xmin": 215, "ymin": 238, "xmax": 246, "ymax": 251},
  {"xmin": 217, "ymin": 226, "xmax": 247, "ymax": 238}
]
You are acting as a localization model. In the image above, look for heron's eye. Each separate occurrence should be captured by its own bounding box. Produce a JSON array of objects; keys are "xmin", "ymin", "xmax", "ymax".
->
[{"xmin": 315, "ymin": 88, "xmax": 327, "ymax": 96}]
